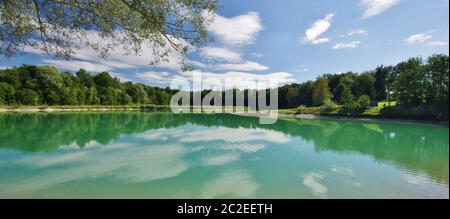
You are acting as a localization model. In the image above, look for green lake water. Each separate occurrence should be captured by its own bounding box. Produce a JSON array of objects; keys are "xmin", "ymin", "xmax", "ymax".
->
[{"xmin": 0, "ymin": 112, "xmax": 448, "ymax": 198}]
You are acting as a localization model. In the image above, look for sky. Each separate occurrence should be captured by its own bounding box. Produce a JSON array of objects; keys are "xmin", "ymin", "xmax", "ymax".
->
[{"xmin": 0, "ymin": 0, "xmax": 449, "ymax": 89}]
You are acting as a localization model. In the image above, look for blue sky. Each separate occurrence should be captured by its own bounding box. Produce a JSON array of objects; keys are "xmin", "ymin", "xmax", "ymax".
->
[{"xmin": 1, "ymin": 0, "xmax": 449, "ymax": 88}]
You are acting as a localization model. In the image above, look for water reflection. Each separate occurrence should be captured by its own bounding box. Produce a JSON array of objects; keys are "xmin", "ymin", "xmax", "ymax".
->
[{"xmin": 0, "ymin": 112, "xmax": 448, "ymax": 198}]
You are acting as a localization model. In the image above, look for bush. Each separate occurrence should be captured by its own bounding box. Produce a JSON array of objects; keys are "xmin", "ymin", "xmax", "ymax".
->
[
  {"xmin": 296, "ymin": 105, "xmax": 307, "ymax": 114},
  {"xmin": 16, "ymin": 89, "xmax": 39, "ymax": 105},
  {"xmin": 322, "ymin": 99, "xmax": 338, "ymax": 112},
  {"xmin": 357, "ymin": 95, "xmax": 370, "ymax": 109},
  {"xmin": 342, "ymin": 100, "xmax": 359, "ymax": 111}
]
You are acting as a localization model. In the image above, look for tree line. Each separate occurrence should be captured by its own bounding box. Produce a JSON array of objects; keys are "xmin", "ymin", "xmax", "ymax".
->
[
  {"xmin": 0, "ymin": 65, "xmax": 175, "ymax": 106},
  {"xmin": 0, "ymin": 54, "xmax": 448, "ymax": 119},
  {"xmin": 278, "ymin": 54, "xmax": 448, "ymax": 117}
]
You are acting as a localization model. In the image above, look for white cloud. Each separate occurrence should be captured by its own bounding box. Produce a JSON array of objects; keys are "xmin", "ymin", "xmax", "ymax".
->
[
  {"xmin": 333, "ymin": 41, "xmax": 362, "ymax": 49},
  {"xmin": 42, "ymin": 59, "xmax": 112, "ymax": 72},
  {"xmin": 137, "ymin": 69, "xmax": 295, "ymax": 89},
  {"xmin": 202, "ymin": 170, "xmax": 259, "ymax": 198},
  {"xmin": 24, "ymin": 31, "xmax": 190, "ymax": 72},
  {"xmin": 200, "ymin": 47, "xmax": 242, "ymax": 62},
  {"xmin": 135, "ymin": 71, "xmax": 185, "ymax": 85},
  {"xmin": 360, "ymin": 0, "xmax": 401, "ymax": 19},
  {"xmin": 215, "ymin": 61, "xmax": 269, "ymax": 71},
  {"xmin": 0, "ymin": 142, "xmax": 189, "ymax": 196},
  {"xmin": 303, "ymin": 171, "xmax": 328, "ymax": 198},
  {"xmin": 343, "ymin": 29, "xmax": 368, "ymax": 37},
  {"xmin": 40, "ymin": 59, "xmax": 132, "ymax": 81},
  {"xmin": 109, "ymin": 72, "xmax": 133, "ymax": 82},
  {"xmin": 302, "ymin": 13, "xmax": 336, "ymax": 45},
  {"xmin": 426, "ymin": 41, "xmax": 448, "ymax": 47},
  {"xmin": 405, "ymin": 33, "xmax": 433, "ymax": 44},
  {"xmin": 311, "ymin": 38, "xmax": 330, "ymax": 44},
  {"xmin": 180, "ymin": 127, "xmax": 290, "ymax": 145},
  {"xmin": 207, "ymin": 11, "xmax": 263, "ymax": 46},
  {"xmin": 179, "ymin": 70, "xmax": 296, "ymax": 90}
]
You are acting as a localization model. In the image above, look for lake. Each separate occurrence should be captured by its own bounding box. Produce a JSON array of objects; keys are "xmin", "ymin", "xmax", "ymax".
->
[{"xmin": 0, "ymin": 112, "xmax": 448, "ymax": 198}]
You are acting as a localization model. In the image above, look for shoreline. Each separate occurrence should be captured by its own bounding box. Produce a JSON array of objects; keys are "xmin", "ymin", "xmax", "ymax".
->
[
  {"xmin": 0, "ymin": 108, "xmax": 142, "ymax": 113},
  {"xmin": 232, "ymin": 112, "xmax": 449, "ymax": 126},
  {"xmin": 0, "ymin": 105, "xmax": 168, "ymax": 113},
  {"xmin": 1, "ymin": 106, "xmax": 448, "ymax": 126}
]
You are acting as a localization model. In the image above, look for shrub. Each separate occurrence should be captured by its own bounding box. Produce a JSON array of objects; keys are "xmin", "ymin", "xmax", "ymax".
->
[
  {"xmin": 357, "ymin": 95, "xmax": 370, "ymax": 110},
  {"xmin": 322, "ymin": 99, "xmax": 338, "ymax": 112},
  {"xmin": 342, "ymin": 100, "xmax": 359, "ymax": 111},
  {"xmin": 16, "ymin": 89, "xmax": 39, "ymax": 105},
  {"xmin": 296, "ymin": 105, "xmax": 307, "ymax": 114}
]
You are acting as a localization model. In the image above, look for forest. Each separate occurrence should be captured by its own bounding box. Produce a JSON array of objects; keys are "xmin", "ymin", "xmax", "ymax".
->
[
  {"xmin": 278, "ymin": 54, "xmax": 449, "ymax": 120},
  {"xmin": 0, "ymin": 54, "xmax": 448, "ymax": 120},
  {"xmin": 0, "ymin": 66, "xmax": 175, "ymax": 106}
]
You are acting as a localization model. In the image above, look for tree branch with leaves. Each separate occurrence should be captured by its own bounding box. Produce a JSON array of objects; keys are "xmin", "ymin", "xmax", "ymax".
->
[{"xmin": 0, "ymin": 0, "xmax": 217, "ymax": 70}]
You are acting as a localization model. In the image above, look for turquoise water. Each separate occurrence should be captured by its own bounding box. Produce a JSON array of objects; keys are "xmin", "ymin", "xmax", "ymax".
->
[{"xmin": 0, "ymin": 112, "xmax": 448, "ymax": 198}]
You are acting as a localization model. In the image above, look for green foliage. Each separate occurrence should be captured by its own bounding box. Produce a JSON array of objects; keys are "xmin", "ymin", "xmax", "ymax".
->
[
  {"xmin": 312, "ymin": 77, "xmax": 332, "ymax": 106},
  {"xmin": 0, "ymin": 82, "xmax": 15, "ymax": 105},
  {"xmin": 333, "ymin": 73, "xmax": 355, "ymax": 104},
  {"xmin": 296, "ymin": 105, "xmax": 307, "ymax": 114},
  {"xmin": 380, "ymin": 105, "xmax": 448, "ymax": 121},
  {"xmin": 0, "ymin": 66, "xmax": 173, "ymax": 106},
  {"xmin": 322, "ymin": 99, "xmax": 338, "ymax": 112},
  {"xmin": 374, "ymin": 65, "xmax": 391, "ymax": 101},
  {"xmin": 16, "ymin": 88, "xmax": 39, "ymax": 105},
  {"xmin": 0, "ymin": 53, "xmax": 448, "ymax": 121},
  {"xmin": 352, "ymin": 72, "xmax": 376, "ymax": 98},
  {"xmin": 377, "ymin": 101, "xmax": 396, "ymax": 108},
  {"xmin": 426, "ymin": 54, "xmax": 449, "ymax": 115},
  {"xmin": 118, "ymin": 91, "xmax": 132, "ymax": 105},
  {"xmin": 392, "ymin": 57, "xmax": 427, "ymax": 106},
  {"xmin": 357, "ymin": 95, "xmax": 371, "ymax": 110},
  {"xmin": 0, "ymin": 0, "xmax": 218, "ymax": 69},
  {"xmin": 338, "ymin": 78, "xmax": 354, "ymax": 106},
  {"xmin": 276, "ymin": 54, "xmax": 448, "ymax": 121}
]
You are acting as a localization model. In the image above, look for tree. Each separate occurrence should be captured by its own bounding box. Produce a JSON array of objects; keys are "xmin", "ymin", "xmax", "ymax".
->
[
  {"xmin": 16, "ymin": 88, "xmax": 39, "ymax": 105},
  {"xmin": 0, "ymin": 0, "xmax": 217, "ymax": 69},
  {"xmin": 357, "ymin": 95, "xmax": 370, "ymax": 109},
  {"xmin": 156, "ymin": 90, "xmax": 171, "ymax": 105},
  {"xmin": 285, "ymin": 86, "xmax": 299, "ymax": 108},
  {"xmin": 392, "ymin": 57, "xmax": 428, "ymax": 106},
  {"xmin": 94, "ymin": 72, "xmax": 120, "ymax": 88},
  {"xmin": 0, "ymin": 82, "xmax": 15, "ymax": 104},
  {"xmin": 123, "ymin": 82, "xmax": 148, "ymax": 104},
  {"xmin": 426, "ymin": 54, "xmax": 449, "ymax": 109},
  {"xmin": 325, "ymin": 72, "xmax": 356, "ymax": 103},
  {"xmin": 297, "ymin": 81, "xmax": 314, "ymax": 106},
  {"xmin": 0, "ymin": 68, "xmax": 21, "ymax": 89},
  {"xmin": 352, "ymin": 72, "xmax": 376, "ymax": 99},
  {"xmin": 335, "ymin": 75, "xmax": 354, "ymax": 104},
  {"xmin": 340, "ymin": 85, "xmax": 354, "ymax": 107},
  {"xmin": 118, "ymin": 91, "xmax": 132, "ymax": 105},
  {"xmin": 76, "ymin": 69, "xmax": 96, "ymax": 88},
  {"xmin": 374, "ymin": 65, "xmax": 391, "ymax": 101},
  {"xmin": 312, "ymin": 77, "xmax": 332, "ymax": 106}
]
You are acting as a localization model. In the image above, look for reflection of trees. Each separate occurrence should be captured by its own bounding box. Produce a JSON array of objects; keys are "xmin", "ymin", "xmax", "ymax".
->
[{"xmin": 0, "ymin": 112, "xmax": 448, "ymax": 184}]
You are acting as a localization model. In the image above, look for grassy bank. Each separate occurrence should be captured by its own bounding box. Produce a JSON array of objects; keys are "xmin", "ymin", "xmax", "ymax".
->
[
  {"xmin": 2, "ymin": 103, "xmax": 447, "ymax": 123},
  {"xmin": 0, "ymin": 104, "xmax": 171, "ymax": 112},
  {"xmin": 278, "ymin": 102, "xmax": 448, "ymax": 122},
  {"xmin": 0, "ymin": 105, "xmax": 248, "ymax": 113}
]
